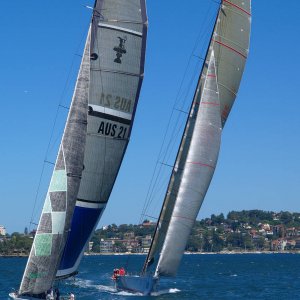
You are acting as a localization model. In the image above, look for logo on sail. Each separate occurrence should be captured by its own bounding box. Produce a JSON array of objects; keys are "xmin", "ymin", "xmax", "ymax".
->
[
  {"xmin": 113, "ymin": 36, "xmax": 127, "ymax": 64},
  {"xmin": 90, "ymin": 53, "xmax": 98, "ymax": 60}
]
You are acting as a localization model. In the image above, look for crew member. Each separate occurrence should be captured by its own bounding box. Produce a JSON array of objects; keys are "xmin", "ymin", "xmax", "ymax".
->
[{"xmin": 119, "ymin": 267, "xmax": 125, "ymax": 276}]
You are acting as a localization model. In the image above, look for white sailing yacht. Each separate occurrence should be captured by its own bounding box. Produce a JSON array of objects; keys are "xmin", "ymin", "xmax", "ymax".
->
[
  {"xmin": 9, "ymin": 0, "xmax": 147, "ymax": 299},
  {"xmin": 114, "ymin": 0, "xmax": 251, "ymax": 295}
]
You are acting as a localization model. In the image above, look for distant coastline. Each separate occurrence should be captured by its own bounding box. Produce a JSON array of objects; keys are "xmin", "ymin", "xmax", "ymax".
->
[
  {"xmin": 85, "ymin": 250, "xmax": 300, "ymax": 256},
  {"xmin": 2, "ymin": 250, "xmax": 300, "ymax": 258},
  {"xmin": 3, "ymin": 210, "xmax": 300, "ymax": 257}
]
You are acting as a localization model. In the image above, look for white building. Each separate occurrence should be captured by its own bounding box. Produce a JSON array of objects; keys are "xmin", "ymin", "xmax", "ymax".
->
[
  {"xmin": 0, "ymin": 225, "xmax": 6, "ymax": 236},
  {"xmin": 88, "ymin": 241, "xmax": 94, "ymax": 252},
  {"xmin": 100, "ymin": 239, "xmax": 114, "ymax": 253}
]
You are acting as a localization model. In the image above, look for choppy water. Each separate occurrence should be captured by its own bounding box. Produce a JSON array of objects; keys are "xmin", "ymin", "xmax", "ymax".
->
[{"xmin": 1, "ymin": 253, "xmax": 300, "ymax": 299}]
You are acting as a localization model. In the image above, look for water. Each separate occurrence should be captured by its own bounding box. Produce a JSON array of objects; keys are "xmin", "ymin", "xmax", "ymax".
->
[{"xmin": 1, "ymin": 253, "xmax": 300, "ymax": 299}]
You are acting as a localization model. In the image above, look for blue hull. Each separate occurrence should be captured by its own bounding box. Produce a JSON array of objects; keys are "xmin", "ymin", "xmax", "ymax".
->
[{"xmin": 115, "ymin": 275, "xmax": 158, "ymax": 295}]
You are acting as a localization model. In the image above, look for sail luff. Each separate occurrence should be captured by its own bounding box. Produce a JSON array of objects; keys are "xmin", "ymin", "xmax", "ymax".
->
[{"xmin": 19, "ymin": 28, "xmax": 91, "ymax": 296}]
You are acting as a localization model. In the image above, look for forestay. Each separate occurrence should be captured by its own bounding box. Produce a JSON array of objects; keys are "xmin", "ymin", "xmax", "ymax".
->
[
  {"xmin": 19, "ymin": 30, "xmax": 91, "ymax": 295},
  {"xmin": 58, "ymin": 0, "xmax": 148, "ymax": 277},
  {"xmin": 143, "ymin": 0, "xmax": 251, "ymax": 276}
]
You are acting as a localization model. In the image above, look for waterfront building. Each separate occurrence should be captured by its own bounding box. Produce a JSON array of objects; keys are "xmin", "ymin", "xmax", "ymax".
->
[
  {"xmin": 0, "ymin": 225, "xmax": 6, "ymax": 236},
  {"xmin": 100, "ymin": 239, "xmax": 114, "ymax": 253}
]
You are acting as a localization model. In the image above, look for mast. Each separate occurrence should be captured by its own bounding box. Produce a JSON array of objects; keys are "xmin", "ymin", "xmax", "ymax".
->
[
  {"xmin": 57, "ymin": 0, "xmax": 148, "ymax": 278},
  {"xmin": 18, "ymin": 28, "xmax": 91, "ymax": 296},
  {"xmin": 143, "ymin": 0, "xmax": 251, "ymax": 276}
]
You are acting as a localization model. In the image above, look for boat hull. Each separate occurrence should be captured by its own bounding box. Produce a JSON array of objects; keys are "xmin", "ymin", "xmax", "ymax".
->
[
  {"xmin": 9, "ymin": 293, "xmax": 39, "ymax": 300},
  {"xmin": 115, "ymin": 275, "xmax": 158, "ymax": 295}
]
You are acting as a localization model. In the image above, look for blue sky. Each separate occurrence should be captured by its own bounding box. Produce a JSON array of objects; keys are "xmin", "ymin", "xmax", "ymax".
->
[{"xmin": 0, "ymin": 0, "xmax": 299, "ymax": 233}]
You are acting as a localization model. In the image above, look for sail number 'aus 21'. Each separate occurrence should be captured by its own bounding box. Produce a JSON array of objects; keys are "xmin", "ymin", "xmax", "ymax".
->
[{"xmin": 98, "ymin": 121, "xmax": 128, "ymax": 139}]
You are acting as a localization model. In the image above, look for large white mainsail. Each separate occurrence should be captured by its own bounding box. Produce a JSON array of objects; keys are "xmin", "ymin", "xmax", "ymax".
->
[
  {"xmin": 143, "ymin": 0, "xmax": 251, "ymax": 277},
  {"xmin": 18, "ymin": 29, "xmax": 91, "ymax": 296},
  {"xmin": 57, "ymin": 0, "xmax": 148, "ymax": 278}
]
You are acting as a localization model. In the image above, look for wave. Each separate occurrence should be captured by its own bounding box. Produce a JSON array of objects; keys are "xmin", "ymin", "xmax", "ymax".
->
[{"xmin": 65, "ymin": 277, "xmax": 181, "ymax": 297}]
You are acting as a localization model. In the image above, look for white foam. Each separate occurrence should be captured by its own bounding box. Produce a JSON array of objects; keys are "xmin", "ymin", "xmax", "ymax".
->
[
  {"xmin": 67, "ymin": 277, "xmax": 181, "ymax": 297},
  {"xmin": 94, "ymin": 284, "xmax": 117, "ymax": 293},
  {"xmin": 151, "ymin": 288, "xmax": 181, "ymax": 296}
]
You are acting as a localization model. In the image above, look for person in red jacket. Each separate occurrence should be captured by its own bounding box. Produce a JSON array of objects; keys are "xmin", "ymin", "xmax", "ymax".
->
[{"xmin": 119, "ymin": 267, "xmax": 125, "ymax": 276}]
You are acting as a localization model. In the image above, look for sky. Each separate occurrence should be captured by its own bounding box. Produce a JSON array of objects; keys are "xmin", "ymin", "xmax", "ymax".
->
[{"xmin": 0, "ymin": 0, "xmax": 299, "ymax": 234}]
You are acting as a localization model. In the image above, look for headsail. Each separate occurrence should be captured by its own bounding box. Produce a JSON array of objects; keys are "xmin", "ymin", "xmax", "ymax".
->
[
  {"xmin": 156, "ymin": 51, "xmax": 221, "ymax": 276},
  {"xmin": 57, "ymin": 0, "xmax": 148, "ymax": 278},
  {"xmin": 143, "ymin": 0, "xmax": 251, "ymax": 276},
  {"xmin": 19, "ymin": 29, "xmax": 91, "ymax": 295}
]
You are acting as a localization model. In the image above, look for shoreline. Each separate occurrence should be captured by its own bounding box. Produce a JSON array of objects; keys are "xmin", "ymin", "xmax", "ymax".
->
[{"xmin": 2, "ymin": 251, "xmax": 300, "ymax": 258}]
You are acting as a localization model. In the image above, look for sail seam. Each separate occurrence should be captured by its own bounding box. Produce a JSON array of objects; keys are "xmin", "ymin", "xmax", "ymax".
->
[
  {"xmin": 201, "ymin": 102, "xmax": 220, "ymax": 106},
  {"xmin": 215, "ymin": 34, "xmax": 248, "ymax": 55},
  {"xmin": 104, "ymin": 19, "xmax": 146, "ymax": 25},
  {"xmin": 204, "ymin": 87, "xmax": 219, "ymax": 94},
  {"xmin": 218, "ymin": 82, "xmax": 237, "ymax": 96},
  {"xmin": 98, "ymin": 22, "xmax": 143, "ymax": 37},
  {"xmin": 91, "ymin": 68, "xmax": 142, "ymax": 77},
  {"xmin": 187, "ymin": 161, "xmax": 215, "ymax": 169},
  {"xmin": 213, "ymin": 39, "xmax": 247, "ymax": 59},
  {"xmin": 223, "ymin": 0, "xmax": 251, "ymax": 16}
]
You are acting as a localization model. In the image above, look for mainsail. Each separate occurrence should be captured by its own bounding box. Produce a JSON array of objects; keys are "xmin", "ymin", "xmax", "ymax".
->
[
  {"xmin": 57, "ymin": 0, "xmax": 148, "ymax": 277},
  {"xmin": 143, "ymin": 0, "xmax": 251, "ymax": 277},
  {"xmin": 18, "ymin": 29, "xmax": 91, "ymax": 296}
]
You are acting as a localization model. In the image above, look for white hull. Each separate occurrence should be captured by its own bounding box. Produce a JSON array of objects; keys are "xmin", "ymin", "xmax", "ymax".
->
[
  {"xmin": 9, "ymin": 293, "xmax": 36, "ymax": 300},
  {"xmin": 9, "ymin": 292, "xmax": 67, "ymax": 300}
]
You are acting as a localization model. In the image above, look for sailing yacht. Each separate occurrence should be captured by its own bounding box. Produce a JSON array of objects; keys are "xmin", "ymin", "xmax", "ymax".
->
[
  {"xmin": 114, "ymin": 0, "xmax": 251, "ymax": 295},
  {"xmin": 9, "ymin": 0, "xmax": 147, "ymax": 299}
]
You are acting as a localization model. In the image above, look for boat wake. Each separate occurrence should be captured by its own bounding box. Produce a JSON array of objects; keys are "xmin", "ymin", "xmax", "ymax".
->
[
  {"xmin": 151, "ymin": 288, "xmax": 181, "ymax": 296},
  {"xmin": 106, "ymin": 288, "xmax": 181, "ymax": 297},
  {"xmin": 67, "ymin": 278, "xmax": 181, "ymax": 297}
]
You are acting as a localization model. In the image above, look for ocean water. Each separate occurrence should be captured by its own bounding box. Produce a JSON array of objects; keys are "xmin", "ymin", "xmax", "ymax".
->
[{"xmin": 1, "ymin": 253, "xmax": 300, "ymax": 299}]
